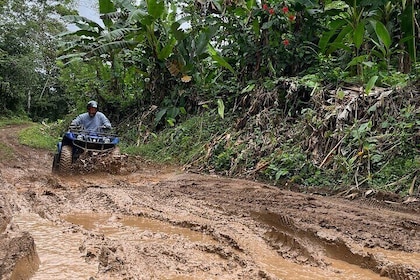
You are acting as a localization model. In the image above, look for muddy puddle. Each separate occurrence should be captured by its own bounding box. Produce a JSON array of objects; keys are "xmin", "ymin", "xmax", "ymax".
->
[
  {"xmin": 7, "ymin": 210, "xmax": 416, "ymax": 279},
  {"xmin": 13, "ymin": 212, "xmax": 98, "ymax": 280},
  {"xmin": 64, "ymin": 212, "xmax": 215, "ymax": 243}
]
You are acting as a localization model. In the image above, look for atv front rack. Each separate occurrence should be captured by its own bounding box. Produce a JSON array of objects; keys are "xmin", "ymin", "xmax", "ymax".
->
[{"xmin": 66, "ymin": 128, "xmax": 119, "ymax": 153}]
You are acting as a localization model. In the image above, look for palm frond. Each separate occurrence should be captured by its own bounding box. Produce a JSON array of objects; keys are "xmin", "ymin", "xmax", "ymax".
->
[
  {"xmin": 102, "ymin": 28, "xmax": 136, "ymax": 41},
  {"xmin": 57, "ymin": 52, "xmax": 87, "ymax": 61},
  {"xmin": 62, "ymin": 15, "xmax": 104, "ymax": 32},
  {"xmin": 88, "ymin": 41, "xmax": 136, "ymax": 56}
]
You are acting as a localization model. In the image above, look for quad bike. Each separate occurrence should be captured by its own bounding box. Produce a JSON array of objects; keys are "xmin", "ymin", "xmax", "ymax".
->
[{"xmin": 52, "ymin": 126, "xmax": 121, "ymax": 174}]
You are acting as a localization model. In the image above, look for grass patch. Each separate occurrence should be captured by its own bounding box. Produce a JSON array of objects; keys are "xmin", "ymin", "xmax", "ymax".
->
[
  {"xmin": 18, "ymin": 124, "xmax": 58, "ymax": 151},
  {"xmin": 0, "ymin": 117, "xmax": 32, "ymax": 128}
]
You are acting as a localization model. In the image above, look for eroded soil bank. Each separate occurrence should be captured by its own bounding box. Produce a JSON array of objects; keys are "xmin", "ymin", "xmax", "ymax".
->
[{"xmin": 0, "ymin": 125, "xmax": 419, "ymax": 280}]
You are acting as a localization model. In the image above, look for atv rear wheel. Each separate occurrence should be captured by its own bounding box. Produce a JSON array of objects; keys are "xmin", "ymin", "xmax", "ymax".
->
[{"xmin": 59, "ymin": 145, "xmax": 73, "ymax": 174}]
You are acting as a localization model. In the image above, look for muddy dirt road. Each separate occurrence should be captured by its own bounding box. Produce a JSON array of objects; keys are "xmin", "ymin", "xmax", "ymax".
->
[{"xmin": 0, "ymin": 125, "xmax": 419, "ymax": 280}]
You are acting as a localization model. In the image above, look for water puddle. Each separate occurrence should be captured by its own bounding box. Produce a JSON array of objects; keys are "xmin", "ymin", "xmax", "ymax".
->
[
  {"xmin": 64, "ymin": 212, "xmax": 215, "ymax": 243},
  {"xmin": 13, "ymin": 212, "xmax": 97, "ymax": 280}
]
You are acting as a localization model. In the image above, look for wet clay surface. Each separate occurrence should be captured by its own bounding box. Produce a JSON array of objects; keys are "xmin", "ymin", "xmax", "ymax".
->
[{"xmin": 0, "ymin": 125, "xmax": 419, "ymax": 280}]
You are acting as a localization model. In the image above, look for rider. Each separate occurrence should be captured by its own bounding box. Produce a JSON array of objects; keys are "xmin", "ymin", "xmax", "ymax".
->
[{"xmin": 71, "ymin": 100, "xmax": 112, "ymax": 131}]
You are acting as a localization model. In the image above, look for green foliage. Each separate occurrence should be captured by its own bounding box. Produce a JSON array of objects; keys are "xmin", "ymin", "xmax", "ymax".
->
[
  {"xmin": 264, "ymin": 145, "xmax": 307, "ymax": 183},
  {"xmin": 126, "ymin": 111, "xmax": 231, "ymax": 164},
  {"xmin": 318, "ymin": 0, "xmax": 417, "ymax": 85},
  {"xmin": 212, "ymin": 142, "xmax": 237, "ymax": 172},
  {"xmin": 371, "ymin": 156, "xmax": 420, "ymax": 192}
]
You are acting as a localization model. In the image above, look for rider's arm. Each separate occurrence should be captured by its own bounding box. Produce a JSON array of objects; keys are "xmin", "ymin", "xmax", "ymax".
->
[
  {"xmin": 98, "ymin": 112, "xmax": 112, "ymax": 129},
  {"xmin": 71, "ymin": 114, "xmax": 84, "ymax": 126}
]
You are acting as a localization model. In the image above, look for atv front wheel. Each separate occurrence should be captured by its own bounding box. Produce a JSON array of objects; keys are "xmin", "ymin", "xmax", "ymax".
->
[{"xmin": 59, "ymin": 145, "xmax": 73, "ymax": 173}]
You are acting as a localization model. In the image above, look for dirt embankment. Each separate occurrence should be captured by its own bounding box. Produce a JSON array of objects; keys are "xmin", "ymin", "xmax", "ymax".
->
[{"xmin": 0, "ymin": 124, "xmax": 419, "ymax": 280}]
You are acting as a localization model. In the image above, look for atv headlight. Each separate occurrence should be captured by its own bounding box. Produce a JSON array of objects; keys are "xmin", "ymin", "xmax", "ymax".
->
[
  {"xmin": 77, "ymin": 135, "xmax": 84, "ymax": 140},
  {"xmin": 104, "ymin": 137, "xmax": 110, "ymax": 144}
]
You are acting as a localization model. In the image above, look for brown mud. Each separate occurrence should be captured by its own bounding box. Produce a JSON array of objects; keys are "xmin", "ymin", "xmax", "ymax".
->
[{"xmin": 0, "ymin": 124, "xmax": 419, "ymax": 280}]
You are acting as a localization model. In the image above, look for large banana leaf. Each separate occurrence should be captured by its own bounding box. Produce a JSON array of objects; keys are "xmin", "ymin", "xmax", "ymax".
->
[{"xmin": 147, "ymin": 0, "xmax": 165, "ymax": 19}]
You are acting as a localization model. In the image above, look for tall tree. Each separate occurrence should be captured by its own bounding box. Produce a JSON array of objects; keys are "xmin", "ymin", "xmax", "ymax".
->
[{"xmin": 0, "ymin": 0, "xmax": 75, "ymax": 119}]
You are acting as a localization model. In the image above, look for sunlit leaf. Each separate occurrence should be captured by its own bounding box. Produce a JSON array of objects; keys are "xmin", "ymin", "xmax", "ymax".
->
[
  {"xmin": 62, "ymin": 15, "xmax": 104, "ymax": 32},
  {"xmin": 166, "ymin": 117, "xmax": 175, "ymax": 126},
  {"xmin": 241, "ymin": 84, "xmax": 255, "ymax": 93},
  {"xmin": 365, "ymin": 75, "xmax": 378, "ymax": 94},
  {"xmin": 346, "ymin": 55, "xmax": 368, "ymax": 68},
  {"xmin": 367, "ymin": 104, "xmax": 377, "ymax": 113},
  {"xmin": 252, "ymin": 19, "xmax": 260, "ymax": 37},
  {"xmin": 57, "ymin": 52, "xmax": 87, "ymax": 61},
  {"xmin": 246, "ymin": 0, "xmax": 256, "ymax": 10},
  {"xmin": 217, "ymin": 99, "xmax": 225, "ymax": 119},
  {"xmin": 275, "ymin": 169, "xmax": 289, "ymax": 180},
  {"xmin": 99, "ymin": 0, "xmax": 115, "ymax": 13},
  {"xmin": 88, "ymin": 41, "xmax": 135, "ymax": 56}
]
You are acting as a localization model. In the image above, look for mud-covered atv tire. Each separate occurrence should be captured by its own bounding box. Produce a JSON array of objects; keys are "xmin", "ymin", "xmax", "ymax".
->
[{"xmin": 59, "ymin": 145, "xmax": 73, "ymax": 174}]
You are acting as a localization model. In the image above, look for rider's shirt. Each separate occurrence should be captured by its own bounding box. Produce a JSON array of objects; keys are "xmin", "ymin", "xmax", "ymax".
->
[{"xmin": 71, "ymin": 112, "xmax": 111, "ymax": 131}]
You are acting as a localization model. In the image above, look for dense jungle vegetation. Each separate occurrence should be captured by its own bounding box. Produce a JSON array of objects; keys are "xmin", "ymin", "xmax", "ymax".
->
[{"xmin": 1, "ymin": 0, "xmax": 419, "ymax": 193}]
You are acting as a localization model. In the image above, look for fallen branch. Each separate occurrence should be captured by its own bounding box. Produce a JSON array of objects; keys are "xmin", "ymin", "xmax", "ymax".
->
[{"xmin": 318, "ymin": 134, "xmax": 347, "ymax": 168}]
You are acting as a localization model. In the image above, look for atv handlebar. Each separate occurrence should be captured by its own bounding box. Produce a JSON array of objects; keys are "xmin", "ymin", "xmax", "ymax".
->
[{"xmin": 67, "ymin": 126, "xmax": 117, "ymax": 137}]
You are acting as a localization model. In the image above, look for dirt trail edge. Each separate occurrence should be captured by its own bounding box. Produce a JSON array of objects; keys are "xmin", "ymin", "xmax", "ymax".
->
[{"xmin": 0, "ymin": 124, "xmax": 419, "ymax": 280}]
